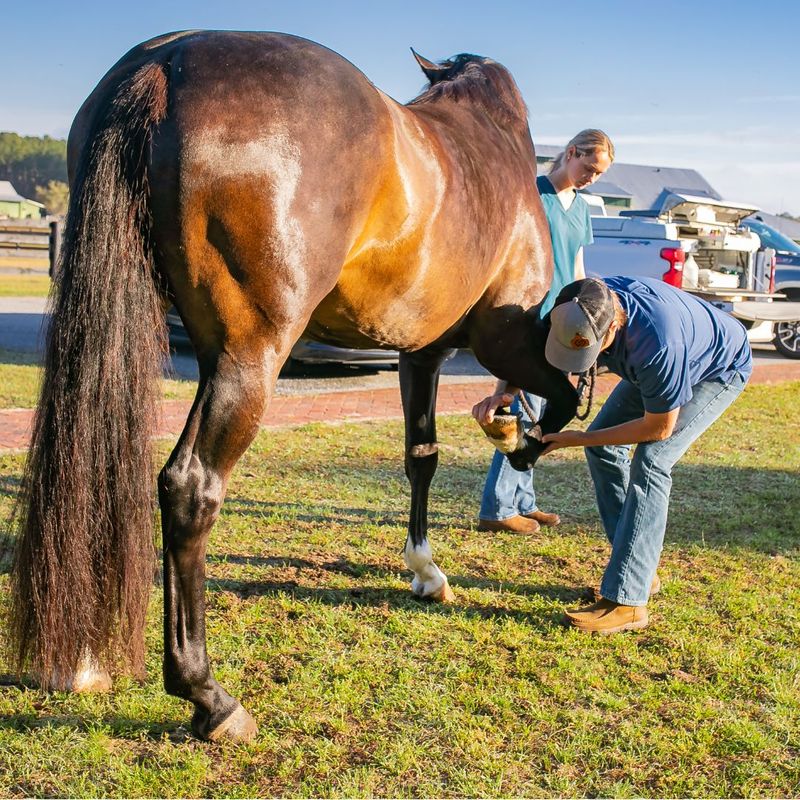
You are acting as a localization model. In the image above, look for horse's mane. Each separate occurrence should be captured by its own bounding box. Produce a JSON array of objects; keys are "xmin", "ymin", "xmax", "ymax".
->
[{"xmin": 407, "ymin": 54, "xmax": 528, "ymax": 126}]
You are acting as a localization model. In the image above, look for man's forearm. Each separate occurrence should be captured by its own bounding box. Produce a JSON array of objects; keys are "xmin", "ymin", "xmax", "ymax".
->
[{"xmin": 581, "ymin": 416, "xmax": 672, "ymax": 447}]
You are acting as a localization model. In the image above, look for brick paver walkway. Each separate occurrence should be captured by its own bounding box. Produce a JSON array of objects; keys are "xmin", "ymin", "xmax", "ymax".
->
[{"xmin": 2, "ymin": 359, "xmax": 799, "ymax": 453}]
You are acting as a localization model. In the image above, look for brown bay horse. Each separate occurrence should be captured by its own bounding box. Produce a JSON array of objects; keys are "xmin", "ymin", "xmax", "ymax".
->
[{"xmin": 10, "ymin": 30, "xmax": 578, "ymax": 742}]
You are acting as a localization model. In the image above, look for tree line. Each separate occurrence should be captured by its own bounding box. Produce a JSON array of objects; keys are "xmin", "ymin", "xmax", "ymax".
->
[{"xmin": 0, "ymin": 132, "xmax": 68, "ymax": 214}]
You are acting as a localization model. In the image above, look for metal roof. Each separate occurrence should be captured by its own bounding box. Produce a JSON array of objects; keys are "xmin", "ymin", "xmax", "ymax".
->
[
  {"xmin": 592, "ymin": 163, "xmax": 721, "ymax": 210},
  {"xmin": 535, "ymin": 144, "xmax": 562, "ymax": 159},
  {"xmin": 0, "ymin": 181, "xmax": 29, "ymax": 202},
  {"xmin": 581, "ymin": 180, "xmax": 631, "ymax": 199}
]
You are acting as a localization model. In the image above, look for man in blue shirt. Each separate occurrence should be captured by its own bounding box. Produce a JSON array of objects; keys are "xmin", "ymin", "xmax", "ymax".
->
[{"xmin": 473, "ymin": 276, "xmax": 752, "ymax": 633}]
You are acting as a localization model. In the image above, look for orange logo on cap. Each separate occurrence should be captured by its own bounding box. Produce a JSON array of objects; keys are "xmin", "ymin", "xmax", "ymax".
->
[{"xmin": 570, "ymin": 333, "xmax": 591, "ymax": 349}]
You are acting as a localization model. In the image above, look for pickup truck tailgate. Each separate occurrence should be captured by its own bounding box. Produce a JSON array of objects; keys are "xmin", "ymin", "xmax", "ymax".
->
[{"xmin": 730, "ymin": 301, "xmax": 800, "ymax": 323}]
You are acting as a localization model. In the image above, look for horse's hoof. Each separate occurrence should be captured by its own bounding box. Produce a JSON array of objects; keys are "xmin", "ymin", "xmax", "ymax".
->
[
  {"xmin": 413, "ymin": 578, "xmax": 455, "ymax": 603},
  {"xmin": 202, "ymin": 703, "xmax": 258, "ymax": 744},
  {"xmin": 38, "ymin": 660, "xmax": 113, "ymax": 693},
  {"xmin": 428, "ymin": 580, "xmax": 456, "ymax": 603}
]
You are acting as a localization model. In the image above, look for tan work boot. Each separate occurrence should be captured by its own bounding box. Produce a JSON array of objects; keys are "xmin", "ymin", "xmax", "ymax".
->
[
  {"xmin": 594, "ymin": 572, "xmax": 661, "ymax": 601},
  {"xmin": 523, "ymin": 509, "xmax": 561, "ymax": 526},
  {"xmin": 477, "ymin": 515, "xmax": 540, "ymax": 533},
  {"xmin": 564, "ymin": 597, "xmax": 649, "ymax": 634}
]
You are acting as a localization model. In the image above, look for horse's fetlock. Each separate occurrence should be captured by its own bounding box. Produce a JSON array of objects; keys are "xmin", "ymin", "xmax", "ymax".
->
[{"xmin": 409, "ymin": 442, "xmax": 438, "ymax": 458}]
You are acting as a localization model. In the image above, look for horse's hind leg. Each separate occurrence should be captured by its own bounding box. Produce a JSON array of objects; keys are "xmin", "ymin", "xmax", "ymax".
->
[
  {"xmin": 399, "ymin": 347, "xmax": 457, "ymax": 602},
  {"xmin": 158, "ymin": 344, "xmax": 278, "ymax": 743}
]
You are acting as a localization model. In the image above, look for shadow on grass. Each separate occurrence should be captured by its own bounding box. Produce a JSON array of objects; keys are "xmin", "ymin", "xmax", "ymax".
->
[
  {"xmin": 206, "ymin": 559, "xmax": 587, "ymax": 632},
  {"xmin": 0, "ymin": 474, "xmax": 22, "ymax": 500},
  {"xmin": 220, "ymin": 459, "xmax": 799, "ymax": 554},
  {"xmin": 222, "ymin": 497, "xmax": 410, "ymax": 528},
  {"xmin": 0, "ymin": 706, "xmax": 188, "ymax": 742},
  {"xmin": 0, "ymin": 341, "xmax": 44, "ymax": 368}
]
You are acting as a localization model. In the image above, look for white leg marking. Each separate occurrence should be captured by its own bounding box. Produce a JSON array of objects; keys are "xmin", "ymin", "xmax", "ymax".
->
[
  {"xmin": 403, "ymin": 538, "xmax": 452, "ymax": 600},
  {"xmin": 47, "ymin": 652, "xmax": 112, "ymax": 693}
]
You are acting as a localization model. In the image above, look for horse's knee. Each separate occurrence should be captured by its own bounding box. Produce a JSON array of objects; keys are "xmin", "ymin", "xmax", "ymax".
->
[
  {"xmin": 404, "ymin": 443, "xmax": 438, "ymax": 482},
  {"xmin": 159, "ymin": 459, "xmax": 225, "ymax": 536}
]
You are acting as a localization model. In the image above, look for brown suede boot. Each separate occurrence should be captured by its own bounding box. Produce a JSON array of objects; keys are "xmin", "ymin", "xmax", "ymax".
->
[
  {"xmin": 477, "ymin": 515, "xmax": 540, "ymax": 533},
  {"xmin": 564, "ymin": 597, "xmax": 649, "ymax": 634},
  {"xmin": 523, "ymin": 509, "xmax": 561, "ymax": 526}
]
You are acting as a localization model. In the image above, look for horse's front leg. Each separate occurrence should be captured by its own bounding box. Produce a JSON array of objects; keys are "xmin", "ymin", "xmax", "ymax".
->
[
  {"xmin": 507, "ymin": 371, "xmax": 580, "ymax": 471},
  {"xmin": 399, "ymin": 347, "xmax": 456, "ymax": 602}
]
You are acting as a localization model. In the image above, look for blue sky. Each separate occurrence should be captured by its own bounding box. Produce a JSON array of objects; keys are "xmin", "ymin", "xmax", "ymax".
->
[{"xmin": 4, "ymin": 0, "xmax": 799, "ymax": 213}]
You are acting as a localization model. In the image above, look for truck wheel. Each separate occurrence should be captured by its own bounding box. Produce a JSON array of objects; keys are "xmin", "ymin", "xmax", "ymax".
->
[{"xmin": 773, "ymin": 320, "xmax": 800, "ymax": 359}]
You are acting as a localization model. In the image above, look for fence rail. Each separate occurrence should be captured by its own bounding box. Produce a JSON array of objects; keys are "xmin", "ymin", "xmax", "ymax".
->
[{"xmin": 0, "ymin": 220, "xmax": 56, "ymax": 270}]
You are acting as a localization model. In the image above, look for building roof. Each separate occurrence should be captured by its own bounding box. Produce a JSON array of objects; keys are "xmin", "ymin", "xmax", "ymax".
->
[
  {"xmin": 535, "ymin": 144, "xmax": 563, "ymax": 159},
  {"xmin": 0, "ymin": 181, "xmax": 29, "ymax": 202},
  {"xmin": 592, "ymin": 163, "xmax": 722, "ymax": 210},
  {"xmin": 582, "ymin": 180, "xmax": 632, "ymax": 199}
]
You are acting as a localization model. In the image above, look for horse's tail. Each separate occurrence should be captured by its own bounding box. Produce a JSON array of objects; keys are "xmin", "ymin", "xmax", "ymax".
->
[{"xmin": 9, "ymin": 62, "xmax": 169, "ymax": 686}]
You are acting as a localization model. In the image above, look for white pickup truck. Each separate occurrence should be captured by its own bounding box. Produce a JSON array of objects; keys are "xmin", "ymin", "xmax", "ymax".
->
[{"xmin": 583, "ymin": 193, "xmax": 800, "ymax": 358}]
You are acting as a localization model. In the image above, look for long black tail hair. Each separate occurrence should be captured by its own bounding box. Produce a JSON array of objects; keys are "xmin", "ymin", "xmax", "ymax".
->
[{"xmin": 9, "ymin": 62, "xmax": 169, "ymax": 685}]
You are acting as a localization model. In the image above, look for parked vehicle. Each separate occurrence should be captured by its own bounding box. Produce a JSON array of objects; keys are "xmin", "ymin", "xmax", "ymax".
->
[
  {"xmin": 583, "ymin": 193, "xmax": 800, "ymax": 358},
  {"xmin": 740, "ymin": 217, "xmax": 800, "ymax": 358},
  {"xmin": 166, "ymin": 308, "xmax": 400, "ymax": 371}
]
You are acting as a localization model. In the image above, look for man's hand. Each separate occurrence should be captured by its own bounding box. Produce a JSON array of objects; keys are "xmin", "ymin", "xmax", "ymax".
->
[
  {"xmin": 471, "ymin": 392, "xmax": 517, "ymax": 426},
  {"xmin": 541, "ymin": 429, "xmax": 586, "ymax": 455}
]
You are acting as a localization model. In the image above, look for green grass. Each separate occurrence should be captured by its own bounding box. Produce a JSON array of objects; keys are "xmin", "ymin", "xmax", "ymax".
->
[
  {"xmin": 0, "ymin": 274, "xmax": 51, "ymax": 297},
  {"xmin": 0, "ymin": 382, "xmax": 798, "ymax": 797},
  {"xmin": 0, "ymin": 350, "xmax": 198, "ymax": 408}
]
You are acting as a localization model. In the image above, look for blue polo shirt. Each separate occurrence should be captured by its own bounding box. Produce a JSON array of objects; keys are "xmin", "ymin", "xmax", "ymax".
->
[
  {"xmin": 537, "ymin": 175, "xmax": 593, "ymax": 318},
  {"xmin": 600, "ymin": 276, "xmax": 753, "ymax": 413}
]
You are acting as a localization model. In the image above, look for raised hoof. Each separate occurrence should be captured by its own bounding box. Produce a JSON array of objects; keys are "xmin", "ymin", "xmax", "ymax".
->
[
  {"xmin": 422, "ymin": 580, "xmax": 455, "ymax": 603},
  {"xmin": 199, "ymin": 703, "xmax": 258, "ymax": 744}
]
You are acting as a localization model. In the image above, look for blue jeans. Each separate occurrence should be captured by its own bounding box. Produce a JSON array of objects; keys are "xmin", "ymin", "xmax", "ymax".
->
[
  {"xmin": 480, "ymin": 393, "xmax": 544, "ymax": 521},
  {"xmin": 585, "ymin": 373, "xmax": 748, "ymax": 606}
]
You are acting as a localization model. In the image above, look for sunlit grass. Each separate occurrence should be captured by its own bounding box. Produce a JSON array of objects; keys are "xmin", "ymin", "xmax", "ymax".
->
[
  {"xmin": 0, "ymin": 382, "xmax": 797, "ymax": 796},
  {"xmin": 0, "ymin": 349, "xmax": 197, "ymax": 409},
  {"xmin": 0, "ymin": 274, "xmax": 51, "ymax": 297}
]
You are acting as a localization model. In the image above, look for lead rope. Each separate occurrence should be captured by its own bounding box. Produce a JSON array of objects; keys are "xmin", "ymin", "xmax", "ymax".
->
[
  {"xmin": 517, "ymin": 391, "xmax": 540, "ymax": 431},
  {"xmin": 516, "ymin": 361, "xmax": 597, "ymax": 431},
  {"xmin": 575, "ymin": 362, "xmax": 597, "ymax": 421}
]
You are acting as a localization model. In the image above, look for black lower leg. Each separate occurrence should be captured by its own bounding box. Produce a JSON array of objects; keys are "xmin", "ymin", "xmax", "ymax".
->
[
  {"xmin": 158, "ymin": 356, "xmax": 269, "ymax": 739},
  {"xmin": 399, "ymin": 347, "xmax": 453, "ymax": 548}
]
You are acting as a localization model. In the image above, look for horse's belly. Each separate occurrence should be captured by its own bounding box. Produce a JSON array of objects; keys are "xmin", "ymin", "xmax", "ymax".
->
[{"xmin": 306, "ymin": 275, "xmax": 474, "ymax": 351}]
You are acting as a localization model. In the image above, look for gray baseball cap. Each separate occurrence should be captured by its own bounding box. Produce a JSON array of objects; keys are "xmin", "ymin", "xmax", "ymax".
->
[{"xmin": 545, "ymin": 278, "xmax": 616, "ymax": 373}]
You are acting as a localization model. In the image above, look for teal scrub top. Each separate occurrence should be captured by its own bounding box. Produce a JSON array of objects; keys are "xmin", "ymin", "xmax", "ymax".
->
[{"xmin": 536, "ymin": 175, "xmax": 593, "ymax": 318}]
